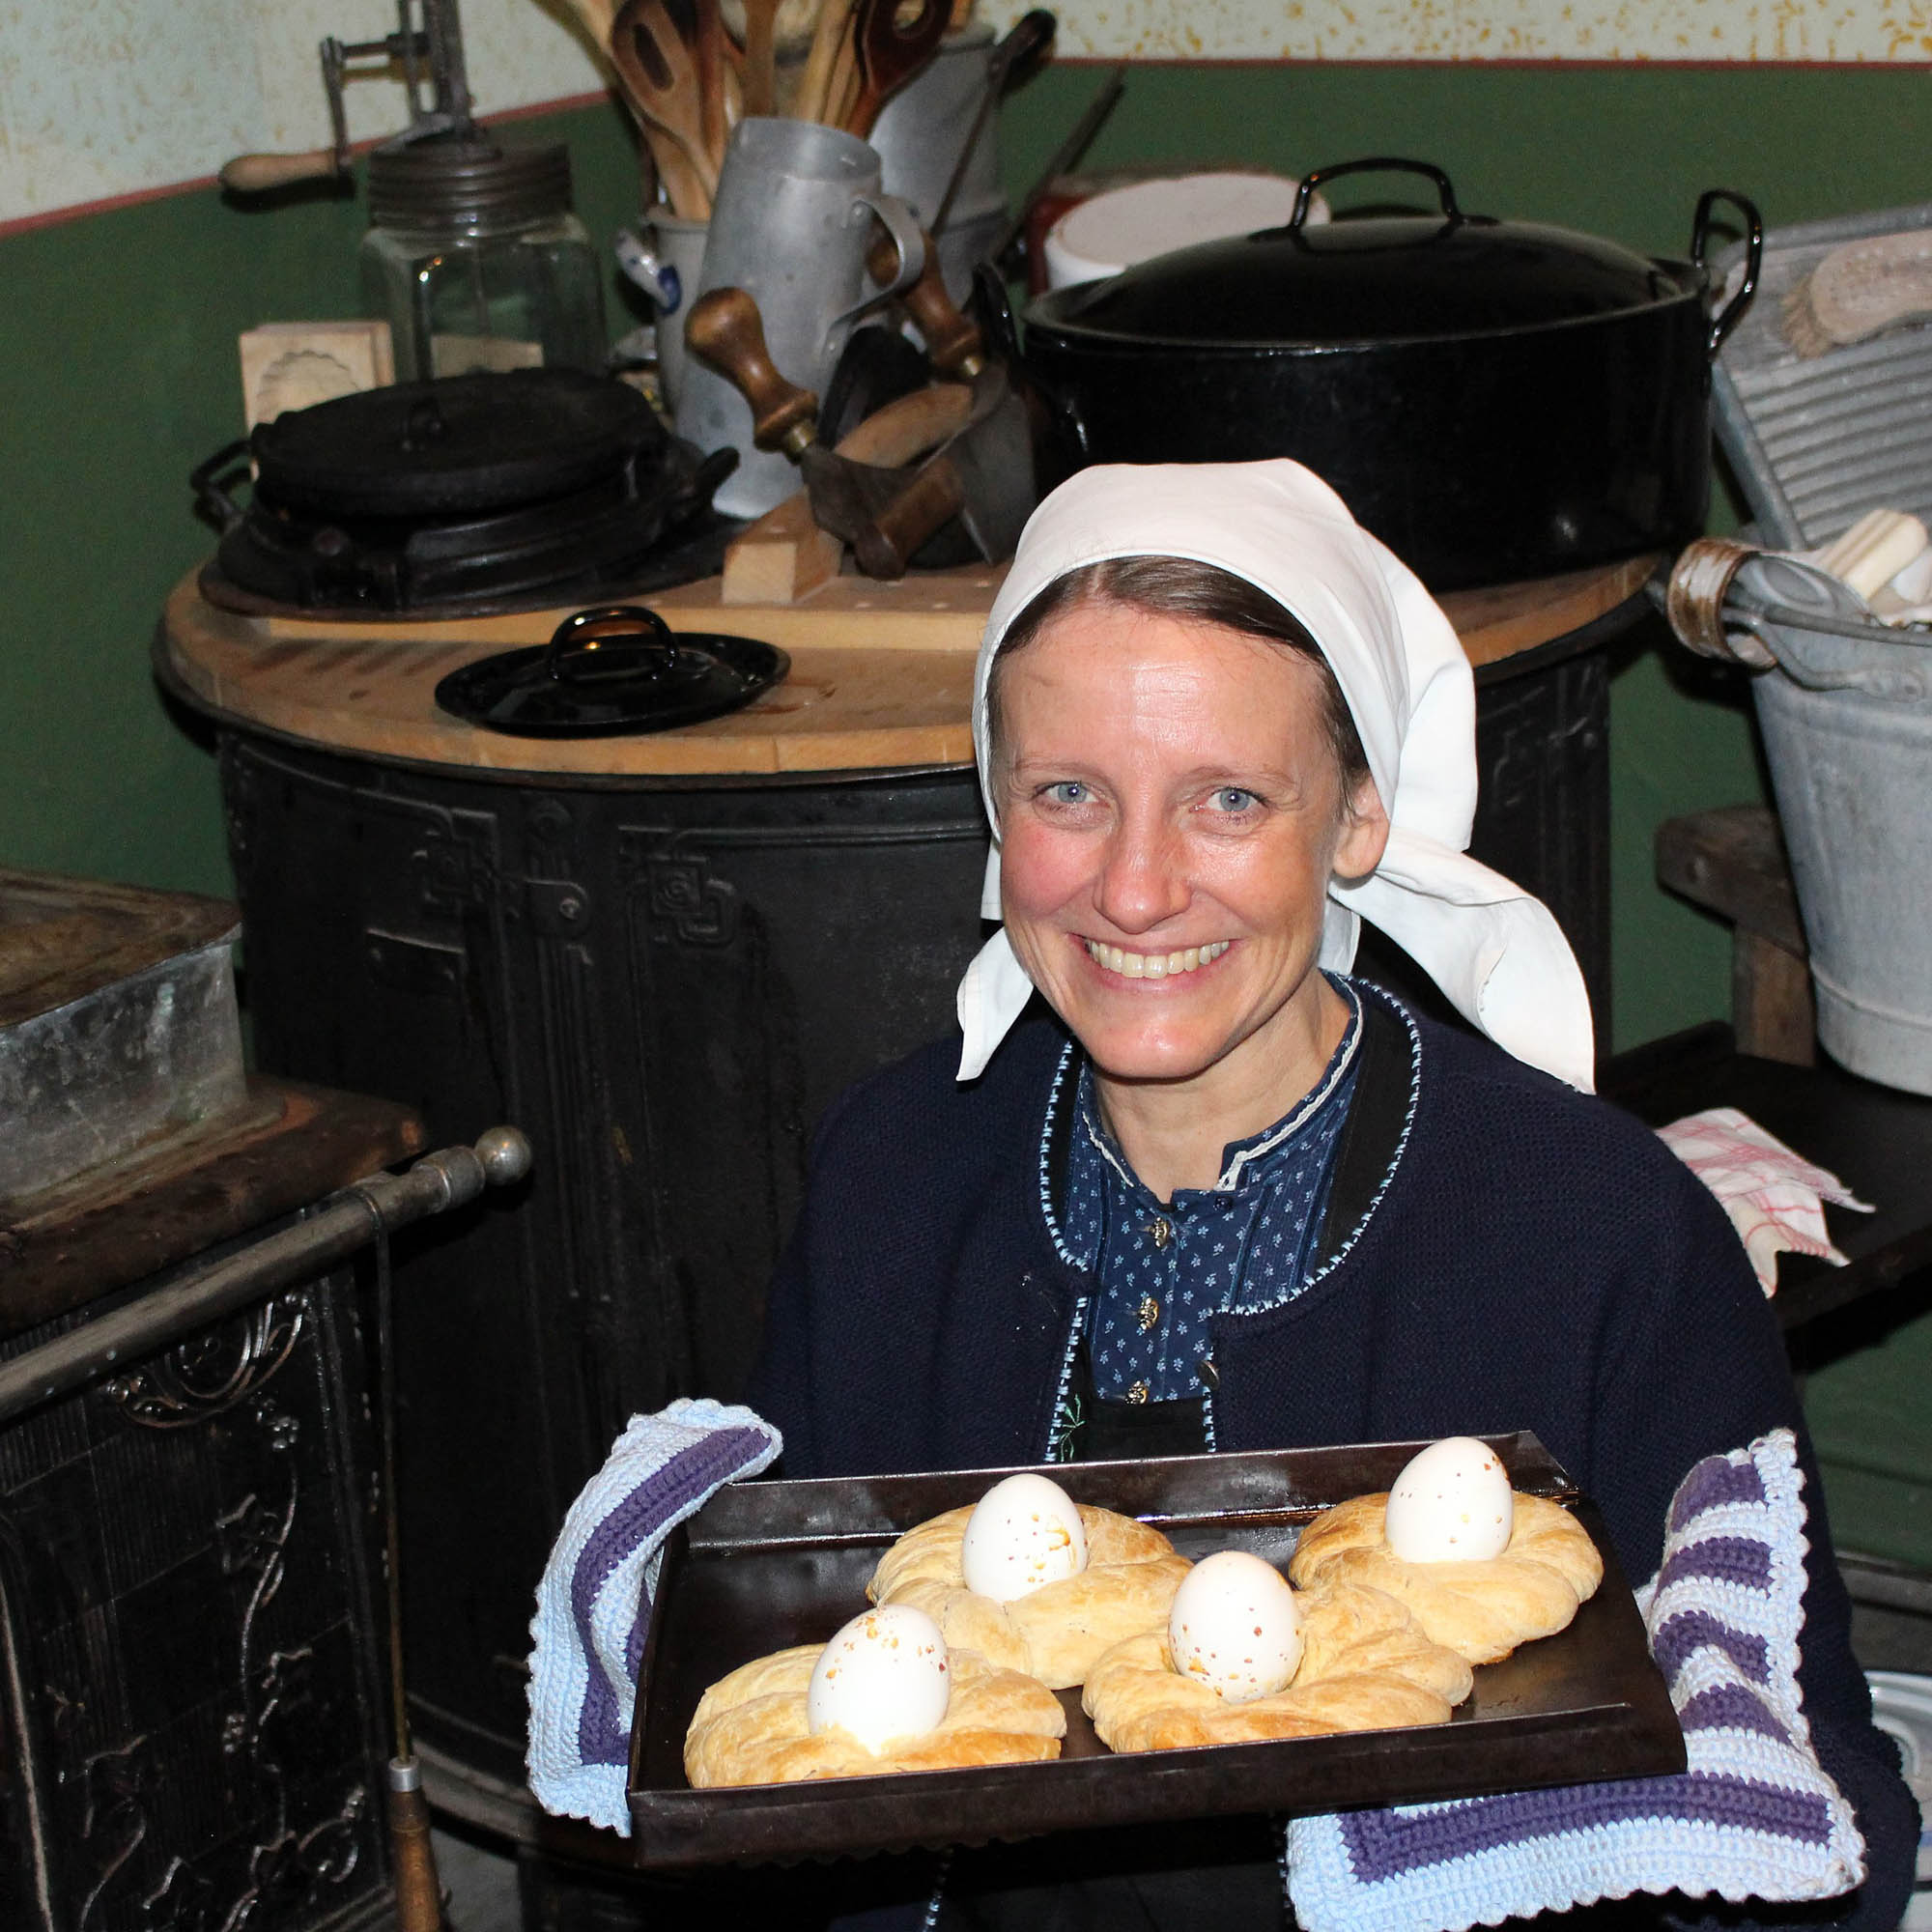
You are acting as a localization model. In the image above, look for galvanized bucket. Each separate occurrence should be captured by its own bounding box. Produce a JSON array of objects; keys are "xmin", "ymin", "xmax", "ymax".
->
[{"xmin": 1668, "ymin": 540, "xmax": 1932, "ymax": 1094}]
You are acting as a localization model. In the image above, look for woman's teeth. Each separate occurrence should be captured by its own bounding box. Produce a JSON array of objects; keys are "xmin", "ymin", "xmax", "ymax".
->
[{"xmin": 1083, "ymin": 940, "xmax": 1231, "ymax": 980}]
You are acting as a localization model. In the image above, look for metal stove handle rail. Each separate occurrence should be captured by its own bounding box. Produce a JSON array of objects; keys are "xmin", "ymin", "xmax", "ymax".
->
[{"xmin": 0, "ymin": 1126, "xmax": 534, "ymax": 1428}]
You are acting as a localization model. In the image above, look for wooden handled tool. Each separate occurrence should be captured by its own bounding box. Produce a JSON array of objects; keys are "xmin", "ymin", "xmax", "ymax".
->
[
  {"xmin": 692, "ymin": 0, "xmax": 732, "ymax": 173},
  {"xmin": 795, "ymin": 0, "xmax": 856, "ymax": 125},
  {"xmin": 843, "ymin": 0, "xmax": 950, "ymax": 138},
  {"xmin": 739, "ymin": 0, "xmax": 784, "ymax": 116},
  {"xmin": 684, "ymin": 286, "xmax": 821, "ymax": 457},
  {"xmin": 865, "ymin": 224, "xmax": 984, "ymax": 378},
  {"xmin": 218, "ymin": 148, "xmax": 343, "ymax": 192},
  {"xmin": 723, "ymin": 383, "xmax": 974, "ymax": 604},
  {"xmin": 611, "ymin": 0, "xmax": 719, "ymax": 216}
]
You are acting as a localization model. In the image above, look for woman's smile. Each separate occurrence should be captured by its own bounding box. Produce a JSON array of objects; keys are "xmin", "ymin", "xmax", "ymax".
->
[{"xmin": 1078, "ymin": 937, "xmax": 1233, "ymax": 980}]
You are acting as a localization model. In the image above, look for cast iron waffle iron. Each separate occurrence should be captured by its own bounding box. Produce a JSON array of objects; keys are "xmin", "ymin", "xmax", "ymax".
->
[
  {"xmin": 627, "ymin": 1434, "xmax": 1683, "ymax": 1866},
  {"xmin": 194, "ymin": 368, "xmax": 737, "ymax": 618}
]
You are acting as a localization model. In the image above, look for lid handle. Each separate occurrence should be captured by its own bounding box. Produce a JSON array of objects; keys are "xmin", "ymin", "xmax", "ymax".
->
[
  {"xmin": 1691, "ymin": 188, "xmax": 1763, "ymax": 357},
  {"xmin": 546, "ymin": 605, "xmax": 680, "ymax": 685},
  {"xmin": 1290, "ymin": 157, "xmax": 1463, "ymax": 233}
]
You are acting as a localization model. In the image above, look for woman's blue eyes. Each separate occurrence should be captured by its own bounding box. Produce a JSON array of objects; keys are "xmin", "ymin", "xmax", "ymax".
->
[{"xmin": 1037, "ymin": 781, "xmax": 1261, "ymax": 813}]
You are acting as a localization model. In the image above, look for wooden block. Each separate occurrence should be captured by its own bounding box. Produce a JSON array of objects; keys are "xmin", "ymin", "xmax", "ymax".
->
[
  {"xmin": 1734, "ymin": 930, "xmax": 1817, "ymax": 1067},
  {"xmin": 722, "ymin": 491, "xmax": 842, "ymax": 605},
  {"xmin": 1656, "ymin": 804, "xmax": 1806, "ymax": 954},
  {"xmin": 239, "ymin": 321, "xmax": 395, "ymax": 432}
]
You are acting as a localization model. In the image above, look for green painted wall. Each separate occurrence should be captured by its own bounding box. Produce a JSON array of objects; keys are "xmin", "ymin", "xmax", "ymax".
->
[{"xmin": 3, "ymin": 63, "xmax": 1926, "ymax": 1563}]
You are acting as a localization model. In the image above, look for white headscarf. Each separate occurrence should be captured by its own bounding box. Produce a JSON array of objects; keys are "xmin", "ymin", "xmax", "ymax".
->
[{"xmin": 956, "ymin": 459, "xmax": 1596, "ymax": 1092}]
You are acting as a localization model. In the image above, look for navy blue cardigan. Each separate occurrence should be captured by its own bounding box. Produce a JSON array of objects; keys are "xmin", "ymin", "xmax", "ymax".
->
[{"xmin": 751, "ymin": 987, "xmax": 1915, "ymax": 1927}]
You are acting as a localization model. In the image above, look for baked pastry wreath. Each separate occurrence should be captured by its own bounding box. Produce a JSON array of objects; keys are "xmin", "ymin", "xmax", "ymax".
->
[
  {"xmin": 868, "ymin": 1503, "xmax": 1190, "ymax": 1690},
  {"xmin": 683, "ymin": 1642, "xmax": 1065, "ymax": 1787},
  {"xmin": 1084, "ymin": 1578, "xmax": 1475, "ymax": 1751},
  {"xmin": 1287, "ymin": 1490, "xmax": 1604, "ymax": 1664}
]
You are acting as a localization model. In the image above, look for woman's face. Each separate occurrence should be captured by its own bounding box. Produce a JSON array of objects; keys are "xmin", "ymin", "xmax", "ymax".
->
[{"xmin": 994, "ymin": 597, "xmax": 1390, "ymax": 1089}]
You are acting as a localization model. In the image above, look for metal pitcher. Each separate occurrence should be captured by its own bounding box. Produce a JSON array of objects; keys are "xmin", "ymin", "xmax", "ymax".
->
[{"xmin": 676, "ymin": 117, "xmax": 924, "ymax": 519}]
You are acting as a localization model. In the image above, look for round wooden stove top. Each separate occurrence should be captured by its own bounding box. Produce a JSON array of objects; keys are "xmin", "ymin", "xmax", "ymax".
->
[{"xmin": 157, "ymin": 554, "xmax": 1659, "ymax": 781}]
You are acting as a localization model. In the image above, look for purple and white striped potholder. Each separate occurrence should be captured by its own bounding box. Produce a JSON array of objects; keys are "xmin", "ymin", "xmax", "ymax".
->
[
  {"xmin": 526, "ymin": 1399, "xmax": 782, "ymax": 1833},
  {"xmin": 1286, "ymin": 1428, "xmax": 1866, "ymax": 1932}
]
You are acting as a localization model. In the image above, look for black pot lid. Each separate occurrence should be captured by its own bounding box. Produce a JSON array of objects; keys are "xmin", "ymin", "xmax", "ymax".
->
[
  {"xmin": 434, "ymin": 605, "xmax": 789, "ymax": 738},
  {"xmin": 1028, "ymin": 157, "xmax": 1696, "ymax": 350},
  {"xmin": 252, "ymin": 369, "xmax": 668, "ymax": 519}
]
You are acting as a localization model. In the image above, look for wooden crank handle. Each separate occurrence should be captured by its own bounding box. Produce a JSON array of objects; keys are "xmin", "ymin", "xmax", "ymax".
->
[
  {"xmin": 866, "ymin": 225, "xmax": 984, "ymax": 379},
  {"xmin": 219, "ymin": 148, "xmax": 342, "ymax": 192},
  {"xmin": 856, "ymin": 458, "xmax": 967, "ymax": 580},
  {"xmin": 684, "ymin": 287, "xmax": 820, "ymax": 459}
]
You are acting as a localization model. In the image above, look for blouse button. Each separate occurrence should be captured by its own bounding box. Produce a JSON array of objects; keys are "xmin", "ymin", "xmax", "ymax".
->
[
  {"xmin": 1126, "ymin": 1380, "xmax": 1151, "ymax": 1404},
  {"xmin": 1147, "ymin": 1216, "xmax": 1173, "ymax": 1249},
  {"xmin": 1137, "ymin": 1293, "xmax": 1160, "ymax": 1332}
]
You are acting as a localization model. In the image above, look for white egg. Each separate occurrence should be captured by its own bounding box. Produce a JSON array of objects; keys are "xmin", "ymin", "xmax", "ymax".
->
[
  {"xmin": 1167, "ymin": 1549, "xmax": 1304, "ymax": 1703},
  {"xmin": 805, "ymin": 1605, "xmax": 952, "ymax": 1752},
  {"xmin": 1383, "ymin": 1436, "xmax": 1516, "ymax": 1563},
  {"xmin": 959, "ymin": 1473, "xmax": 1089, "ymax": 1603}
]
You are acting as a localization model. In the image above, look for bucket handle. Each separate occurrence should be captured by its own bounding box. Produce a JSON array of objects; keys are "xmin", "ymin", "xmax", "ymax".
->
[
  {"xmin": 1732, "ymin": 612, "xmax": 1932, "ymax": 701},
  {"xmin": 1663, "ymin": 536, "xmax": 1932, "ymax": 698}
]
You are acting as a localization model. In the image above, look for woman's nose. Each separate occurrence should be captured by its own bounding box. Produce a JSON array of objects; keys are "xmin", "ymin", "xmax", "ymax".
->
[{"xmin": 1093, "ymin": 819, "xmax": 1189, "ymax": 935}]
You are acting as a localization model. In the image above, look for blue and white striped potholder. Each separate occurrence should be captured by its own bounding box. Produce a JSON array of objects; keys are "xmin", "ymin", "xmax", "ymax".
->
[
  {"xmin": 526, "ymin": 1398, "xmax": 782, "ymax": 1834},
  {"xmin": 1286, "ymin": 1428, "xmax": 1865, "ymax": 1932}
]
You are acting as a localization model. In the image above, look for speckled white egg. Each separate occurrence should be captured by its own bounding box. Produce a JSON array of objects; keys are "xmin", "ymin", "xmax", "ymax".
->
[
  {"xmin": 1167, "ymin": 1549, "xmax": 1304, "ymax": 1703},
  {"xmin": 805, "ymin": 1605, "xmax": 951, "ymax": 1752},
  {"xmin": 1384, "ymin": 1437, "xmax": 1515, "ymax": 1563},
  {"xmin": 959, "ymin": 1473, "xmax": 1089, "ymax": 1603}
]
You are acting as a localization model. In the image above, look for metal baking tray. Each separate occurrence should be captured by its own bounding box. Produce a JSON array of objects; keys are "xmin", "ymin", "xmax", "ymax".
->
[{"xmin": 627, "ymin": 1433, "xmax": 1682, "ymax": 1868}]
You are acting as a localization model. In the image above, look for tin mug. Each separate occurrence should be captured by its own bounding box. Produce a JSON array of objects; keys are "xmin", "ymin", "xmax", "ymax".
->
[{"xmin": 677, "ymin": 117, "xmax": 925, "ymax": 518}]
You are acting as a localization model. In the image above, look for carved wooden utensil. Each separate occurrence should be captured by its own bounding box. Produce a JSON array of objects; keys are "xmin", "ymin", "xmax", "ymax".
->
[
  {"xmin": 794, "ymin": 0, "xmax": 857, "ymax": 124},
  {"xmin": 739, "ymin": 0, "xmax": 785, "ymax": 116},
  {"xmin": 690, "ymin": 0, "xmax": 734, "ymax": 173},
  {"xmin": 843, "ymin": 0, "xmax": 950, "ymax": 138},
  {"xmin": 611, "ymin": 0, "xmax": 719, "ymax": 217}
]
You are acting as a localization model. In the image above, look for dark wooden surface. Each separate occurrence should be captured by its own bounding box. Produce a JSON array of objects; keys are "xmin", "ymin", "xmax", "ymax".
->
[
  {"xmin": 1602, "ymin": 1024, "xmax": 1932, "ymax": 1331},
  {"xmin": 0, "ymin": 867, "xmax": 239, "ymax": 1028},
  {"xmin": 0, "ymin": 1076, "xmax": 426, "ymax": 1341},
  {"xmin": 1655, "ymin": 804, "xmax": 1804, "ymax": 953}
]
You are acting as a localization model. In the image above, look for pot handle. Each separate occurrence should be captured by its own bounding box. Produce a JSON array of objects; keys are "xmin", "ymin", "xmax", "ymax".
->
[
  {"xmin": 190, "ymin": 438, "xmax": 253, "ymax": 532},
  {"xmin": 1290, "ymin": 157, "xmax": 1462, "ymax": 233},
  {"xmin": 1691, "ymin": 188, "xmax": 1763, "ymax": 356},
  {"xmin": 547, "ymin": 605, "xmax": 680, "ymax": 685}
]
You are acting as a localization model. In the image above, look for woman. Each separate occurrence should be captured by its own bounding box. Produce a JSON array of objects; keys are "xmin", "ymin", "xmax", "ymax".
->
[{"xmin": 751, "ymin": 462, "xmax": 1915, "ymax": 1928}]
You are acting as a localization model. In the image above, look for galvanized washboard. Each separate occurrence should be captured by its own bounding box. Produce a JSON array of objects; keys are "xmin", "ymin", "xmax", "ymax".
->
[{"xmin": 1714, "ymin": 202, "xmax": 1932, "ymax": 551}]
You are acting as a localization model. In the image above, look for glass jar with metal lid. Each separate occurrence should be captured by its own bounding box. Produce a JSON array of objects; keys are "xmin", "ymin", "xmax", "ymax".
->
[{"xmin": 359, "ymin": 135, "xmax": 607, "ymax": 382}]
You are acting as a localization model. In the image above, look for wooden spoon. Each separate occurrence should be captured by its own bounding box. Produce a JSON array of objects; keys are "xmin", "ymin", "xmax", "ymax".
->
[
  {"xmin": 795, "ymin": 0, "xmax": 856, "ymax": 124},
  {"xmin": 844, "ymin": 0, "xmax": 950, "ymax": 139},
  {"xmin": 739, "ymin": 0, "xmax": 784, "ymax": 116},
  {"xmin": 690, "ymin": 0, "xmax": 731, "ymax": 172},
  {"xmin": 611, "ymin": 0, "xmax": 719, "ymax": 216}
]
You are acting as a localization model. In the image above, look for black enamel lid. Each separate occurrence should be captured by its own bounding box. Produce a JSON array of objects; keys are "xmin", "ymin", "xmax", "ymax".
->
[
  {"xmin": 434, "ymin": 606, "xmax": 789, "ymax": 738},
  {"xmin": 1027, "ymin": 157, "xmax": 1697, "ymax": 351},
  {"xmin": 251, "ymin": 370, "xmax": 666, "ymax": 519}
]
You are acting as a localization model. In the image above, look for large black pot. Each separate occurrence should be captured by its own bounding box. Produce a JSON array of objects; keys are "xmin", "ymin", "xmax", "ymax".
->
[{"xmin": 1020, "ymin": 158, "xmax": 1762, "ymax": 590}]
